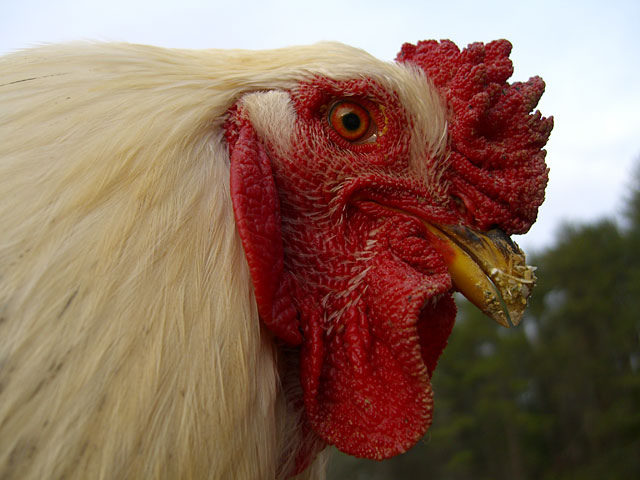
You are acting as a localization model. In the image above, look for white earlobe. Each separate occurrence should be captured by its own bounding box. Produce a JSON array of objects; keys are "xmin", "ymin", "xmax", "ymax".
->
[{"xmin": 241, "ymin": 90, "xmax": 296, "ymax": 156}]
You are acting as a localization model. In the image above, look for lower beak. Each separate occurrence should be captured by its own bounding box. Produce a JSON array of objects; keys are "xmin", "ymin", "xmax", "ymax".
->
[{"xmin": 424, "ymin": 224, "xmax": 536, "ymax": 327}]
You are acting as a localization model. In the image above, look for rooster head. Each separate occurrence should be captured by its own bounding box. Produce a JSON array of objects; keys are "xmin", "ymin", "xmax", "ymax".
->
[{"xmin": 224, "ymin": 39, "xmax": 552, "ymax": 463}]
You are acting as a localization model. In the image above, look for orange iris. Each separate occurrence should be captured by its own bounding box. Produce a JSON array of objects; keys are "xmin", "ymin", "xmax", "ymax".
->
[{"xmin": 328, "ymin": 100, "xmax": 373, "ymax": 142}]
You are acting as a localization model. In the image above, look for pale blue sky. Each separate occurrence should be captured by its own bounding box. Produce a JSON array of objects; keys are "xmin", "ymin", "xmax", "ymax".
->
[{"xmin": 2, "ymin": 0, "xmax": 639, "ymax": 250}]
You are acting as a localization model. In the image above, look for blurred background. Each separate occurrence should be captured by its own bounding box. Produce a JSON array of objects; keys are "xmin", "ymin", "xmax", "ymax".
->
[{"xmin": 3, "ymin": 1, "xmax": 638, "ymax": 477}]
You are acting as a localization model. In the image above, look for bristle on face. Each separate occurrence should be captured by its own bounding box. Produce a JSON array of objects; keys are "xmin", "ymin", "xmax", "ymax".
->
[{"xmin": 397, "ymin": 40, "xmax": 553, "ymax": 234}]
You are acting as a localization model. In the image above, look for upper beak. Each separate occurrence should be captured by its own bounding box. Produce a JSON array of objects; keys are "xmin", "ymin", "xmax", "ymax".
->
[{"xmin": 423, "ymin": 224, "xmax": 536, "ymax": 327}]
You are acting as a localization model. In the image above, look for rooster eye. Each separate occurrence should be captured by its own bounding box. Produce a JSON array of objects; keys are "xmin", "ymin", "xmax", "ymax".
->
[{"xmin": 328, "ymin": 100, "xmax": 376, "ymax": 143}]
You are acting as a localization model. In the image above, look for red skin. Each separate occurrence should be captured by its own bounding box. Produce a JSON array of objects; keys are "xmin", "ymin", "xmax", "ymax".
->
[{"xmin": 226, "ymin": 40, "xmax": 552, "ymax": 474}]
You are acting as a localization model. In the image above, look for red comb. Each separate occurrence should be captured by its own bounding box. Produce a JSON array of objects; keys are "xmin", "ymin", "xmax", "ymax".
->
[{"xmin": 397, "ymin": 40, "xmax": 553, "ymax": 233}]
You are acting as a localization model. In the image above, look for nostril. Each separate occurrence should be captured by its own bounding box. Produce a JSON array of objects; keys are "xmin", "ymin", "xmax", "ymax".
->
[{"xmin": 450, "ymin": 194, "xmax": 467, "ymax": 218}]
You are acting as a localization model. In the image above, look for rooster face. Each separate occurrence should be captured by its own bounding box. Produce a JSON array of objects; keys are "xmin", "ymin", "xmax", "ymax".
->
[{"xmin": 225, "ymin": 40, "xmax": 551, "ymax": 461}]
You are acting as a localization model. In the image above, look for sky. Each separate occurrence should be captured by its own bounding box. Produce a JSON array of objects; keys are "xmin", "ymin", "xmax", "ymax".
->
[{"xmin": 2, "ymin": 0, "xmax": 639, "ymax": 252}]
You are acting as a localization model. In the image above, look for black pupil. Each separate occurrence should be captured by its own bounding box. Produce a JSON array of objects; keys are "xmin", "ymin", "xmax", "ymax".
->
[{"xmin": 341, "ymin": 112, "xmax": 361, "ymax": 132}]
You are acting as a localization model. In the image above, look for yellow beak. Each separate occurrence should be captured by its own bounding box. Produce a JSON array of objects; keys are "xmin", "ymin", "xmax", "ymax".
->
[{"xmin": 424, "ymin": 224, "xmax": 536, "ymax": 327}]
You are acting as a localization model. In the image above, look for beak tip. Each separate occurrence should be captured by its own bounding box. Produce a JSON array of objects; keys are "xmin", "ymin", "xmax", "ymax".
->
[{"xmin": 432, "ymin": 224, "xmax": 536, "ymax": 329}]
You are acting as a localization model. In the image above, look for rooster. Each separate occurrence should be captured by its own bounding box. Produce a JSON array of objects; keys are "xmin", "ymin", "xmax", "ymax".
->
[{"xmin": 0, "ymin": 39, "xmax": 551, "ymax": 479}]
